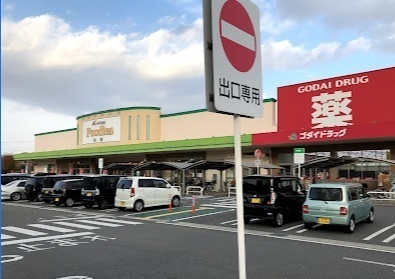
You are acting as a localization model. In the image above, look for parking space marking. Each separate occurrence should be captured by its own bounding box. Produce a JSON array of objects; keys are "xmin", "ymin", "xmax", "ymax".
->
[
  {"xmin": 1, "ymin": 234, "xmax": 16, "ymax": 240},
  {"xmin": 143, "ymin": 207, "xmax": 211, "ymax": 220},
  {"xmin": 94, "ymin": 218, "xmax": 143, "ymax": 225},
  {"xmin": 163, "ymin": 221, "xmax": 395, "ymax": 254},
  {"xmin": 53, "ymin": 222, "xmax": 101, "ymax": 230},
  {"xmin": 172, "ymin": 209, "xmax": 235, "ymax": 222},
  {"xmin": 2, "ymin": 226, "xmax": 48, "ymax": 236},
  {"xmin": 382, "ymin": 233, "xmax": 395, "ymax": 243},
  {"xmin": 220, "ymin": 219, "xmax": 237, "ymax": 225},
  {"xmin": 282, "ymin": 224, "xmax": 304, "ymax": 232},
  {"xmin": 38, "ymin": 215, "xmax": 108, "ymax": 223},
  {"xmin": 1, "ymin": 232, "xmax": 94, "ymax": 246},
  {"xmin": 363, "ymin": 223, "xmax": 395, "ymax": 240},
  {"xmin": 28, "ymin": 224, "xmax": 76, "ymax": 233},
  {"xmin": 75, "ymin": 220, "xmax": 123, "ymax": 227},
  {"xmin": 343, "ymin": 257, "xmax": 395, "ymax": 268}
]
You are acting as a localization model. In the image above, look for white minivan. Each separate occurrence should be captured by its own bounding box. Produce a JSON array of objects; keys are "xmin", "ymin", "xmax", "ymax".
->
[{"xmin": 114, "ymin": 176, "xmax": 181, "ymax": 212}]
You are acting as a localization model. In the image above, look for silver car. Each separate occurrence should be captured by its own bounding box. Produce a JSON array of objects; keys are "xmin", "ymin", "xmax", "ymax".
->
[
  {"xmin": 1, "ymin": 180, "xmax": 27, "ymax": 201},
  {"xmin": 303, "ymin": 183, "xmax": 374, "ymax": 233}
]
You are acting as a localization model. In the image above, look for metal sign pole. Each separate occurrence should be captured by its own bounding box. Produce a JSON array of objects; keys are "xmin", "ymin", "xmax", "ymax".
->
[{"xmin": 234, "ymin": 114, "xmax": 247, "ymax": 279}]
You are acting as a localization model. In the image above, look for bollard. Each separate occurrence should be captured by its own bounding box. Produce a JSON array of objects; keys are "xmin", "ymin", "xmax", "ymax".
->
[
  {"xmin": 192, "ymin": 195, "xmax": 196, "ymax": 214},
  {"xmin": 168, "ymin": 194, "xmax": 172, "ymax": 212}
]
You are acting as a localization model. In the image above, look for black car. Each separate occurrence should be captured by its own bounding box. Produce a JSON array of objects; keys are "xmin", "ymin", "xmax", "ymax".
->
[
  {"xmin": 81, "ymin": 175, "xmax": 125, "ymax": 210},
  {"xmin": 243, "ymin": 175, "xmax": 306, "ymax": 227},
  {"xmin": 52, "ymin": 179, "xmax": 84, "ymax": 207},
  {"xmin": 41, "ymin": 175, "xmax": 85, "ymax": 203}
]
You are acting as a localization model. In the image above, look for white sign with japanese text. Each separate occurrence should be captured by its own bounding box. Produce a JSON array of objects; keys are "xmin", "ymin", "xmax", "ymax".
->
[
  {"xmin": 205, "ymin": 0, "xmax": 262, "ymax": 118},
  {"xmin": 82, "ymin": 116, "xmax": 121, "ymax": 144}
]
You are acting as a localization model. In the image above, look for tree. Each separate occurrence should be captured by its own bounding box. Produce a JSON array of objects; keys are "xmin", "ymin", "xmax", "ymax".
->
[{"xmin": 1, "ymin": 153, "xmax": 17, "ymax": 173}]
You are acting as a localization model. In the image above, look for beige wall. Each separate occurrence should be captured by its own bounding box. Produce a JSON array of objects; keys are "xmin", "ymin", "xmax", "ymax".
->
[
  {"xmin": 35, "ymin": 101, "xmax": 277, "ymax": 152},
  {"xmin": 76, "ymin": 108, "xmax": 161, "ymax": 148},
  {"xmin": 35, "ymin": 130, "xmax": 77, "ymax": 152},
  {"xmin": 161, "ymin": 100, "xmax": 277, "ymax": 141}
]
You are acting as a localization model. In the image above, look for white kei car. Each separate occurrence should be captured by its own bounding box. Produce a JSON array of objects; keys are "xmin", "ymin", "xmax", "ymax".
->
[{"xmin": 114, "ymin": 176, "xmax": 181, "ymax": 212}]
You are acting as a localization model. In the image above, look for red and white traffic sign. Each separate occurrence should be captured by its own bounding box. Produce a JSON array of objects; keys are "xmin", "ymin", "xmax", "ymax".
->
[
  {"xmin": 220, "ymin": 0, "xmax": 256, "ymax": 73},
  {"xmin": 205, "ymin": 0, "xmax": 262, "ymax": 118}
]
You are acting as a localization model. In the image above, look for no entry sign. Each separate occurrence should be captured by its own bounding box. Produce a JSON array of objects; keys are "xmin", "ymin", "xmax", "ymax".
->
[
  {"xmin": 220, "ymin": 0, "xmax": 256, "ymax": 73},
  {"xmin": 204, "ymin": 0, "xmax": 262, "ymax": 118}
]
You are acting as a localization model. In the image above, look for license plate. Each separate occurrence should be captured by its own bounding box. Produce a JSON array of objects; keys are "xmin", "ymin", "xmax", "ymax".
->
[
  {"xmin": 55, "ymin": 198, "xmax": 59, "ymax": 202},
  {"xmin": 87, "ymin": 192, "xmax": 92, "ymax": 197},
  {"xmin": 251, "ymin": 198, "xmax": 261, "ymax": 204},
  {"xmin": 317, "ymin": 217, "xmax": 331, "ymax": 224},
  {"xmin": 120, "ymin": 201, "xmax": 125, "ymax": 206}
]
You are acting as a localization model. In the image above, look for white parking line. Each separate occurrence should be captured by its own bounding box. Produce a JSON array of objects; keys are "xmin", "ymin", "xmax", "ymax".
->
[
  {"xmin": 38, "ymin": 215, "xmax": 107, "ymax": 223},
  {"xmin": 53, "ymin": 221, "xmax": 100, "ymax": 230},
  {"xmin": 201, "ymin": 204, "xmax": 236, "ymax": 209},
  {"xmin": 28, "ymin": 224, "xmax": 76, "ymax": 233},
  {"xmin": 220, "ymin": 219, "xmax": 237, "ymax": 225},
  {"xmin": 172, "ymin": 209, "xmax": 235, "ymax": 222},
  {"xmin": 1, "ymin": 234, "xmax": 16, "ymax": 240},
  {"xmin": 382, "ymin": 233, "xmax": 395, "ymax": 243},
  {"xmin": 282, "ymin": 224, "xmax": 304, "ymax": 232},
  {"xmin": 94, "ymin": 218, "xmax": 143, "ymax": 225},
  {"xmin": 363, "ymin": 224, "xmax": 395, "ymax": 240},
  {"xmin": 2, "ymin": 226, "xmax": 48, "ymax": 236},
  {"xmin": 76, "ymin": 220, "xmax": 123, "ymax": 227},
  {"xmin": 343, "ymin": 257, "xmax": 395, "ymax": 268},
  {"xmin": 1, "ymin": 232, "xmax": 94, "ymax": 246}
]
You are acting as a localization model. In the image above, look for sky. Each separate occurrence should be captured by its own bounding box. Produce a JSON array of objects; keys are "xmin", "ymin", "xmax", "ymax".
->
[{"xmin": 1, "ymin": 0, "xmax": 394, "ymax": 154}]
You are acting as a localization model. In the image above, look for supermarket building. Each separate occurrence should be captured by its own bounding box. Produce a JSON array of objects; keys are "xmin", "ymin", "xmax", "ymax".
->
[{"xmin": 14, "ymin": 67, "xmax": 395, "ymax": 190}]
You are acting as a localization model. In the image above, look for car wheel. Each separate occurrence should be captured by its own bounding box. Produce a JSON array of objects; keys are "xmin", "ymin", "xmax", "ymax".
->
[
  {"xmin": 65, "ymin": 198, "xmax": 75, "ymax": 207},
  {"xmin": 273, "ymin": 212, "xmax": 284, "ymax": 227},
  {"xmin": 36, "ymin": 193, "xmax": 43, "ymax": 202},
  {"xmin": 345, "ymin": 217, "xmax": 356, "ymax": 233},
  {"xmin": 304, "ymin": 222, "xmax": 314, "ymax": 230},
  {"xmin": 244, "ymin": 217, "xmax": 251, "ymax": 224},
  {"xmin": 134, "ymin": 200, "xmax": 144, "ymax": 212},
  {"xmin": 10, "ymin": 192, "xmax": 22, "ymax": 201},
  {"xmin": 84, "ymin": 204, "xmax": 93, "ymax": 208},
  {"xmin": 366, "ymin": 209, "xmax": 374, "ymax": 223},
  {"xmin": 28, "ymin": 195, "xmax": 35, "ymax": 202},
  {"xmin": 98, "ymin": 199, "xmax": 109, "ymax": 210},
  {"xmin": 171, "ymin": 196, "xmax": 181, "ymax": 207}
]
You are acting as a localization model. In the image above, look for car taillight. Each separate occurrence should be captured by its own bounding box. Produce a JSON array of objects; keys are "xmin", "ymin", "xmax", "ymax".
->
[
  {"xmin": 130, "ymin": 188, "xmax": 135, "ymax": 197},
  {"xmin": 340, "ymin": 207, "xmax": 348, "ymax": 215},
  {"xmin": 303, "ymin": 205, "xmax": 309, "ymax": 213},
  {"xmin": 267, "ymin": 192, "xmax": 277, "ymax": 205}
]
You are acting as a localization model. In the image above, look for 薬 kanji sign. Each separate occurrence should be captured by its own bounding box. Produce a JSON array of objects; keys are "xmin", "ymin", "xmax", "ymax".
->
[{"xmin": 203, "ymin": 0, "xmax": 262, "ymax": 118}]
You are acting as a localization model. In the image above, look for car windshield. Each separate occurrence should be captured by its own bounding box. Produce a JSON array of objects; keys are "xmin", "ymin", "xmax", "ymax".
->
[
  {"xmin": 243, "ymin": 178, "xmax": 271, "ymax": 195},
  {"xmin": 116, "ymin": 179, "xmax": 133, "ymax": 189},
  {"xmin": 53, "ymin": 181, "xmax": 66, "ymax": 190},
  {"xmin": 309, "ymin": 187, "xmax": 343, "ymax": 201}
]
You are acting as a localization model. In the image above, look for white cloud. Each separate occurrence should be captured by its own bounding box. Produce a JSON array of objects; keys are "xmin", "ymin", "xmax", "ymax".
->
[
  {"xmin": 1, "ymin": 14, "xmax": 206, "ymax": 120},
  {"xmin": 261, "ymin": 37, "xmax": 371, "ymax": 70},
  {"xmin": 274, "ymin": 0, "xmax": 395, "ymax": 53},
  {"xmin": 1, "ymin": 99, "xmax": 76, "ymax": 154}
]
